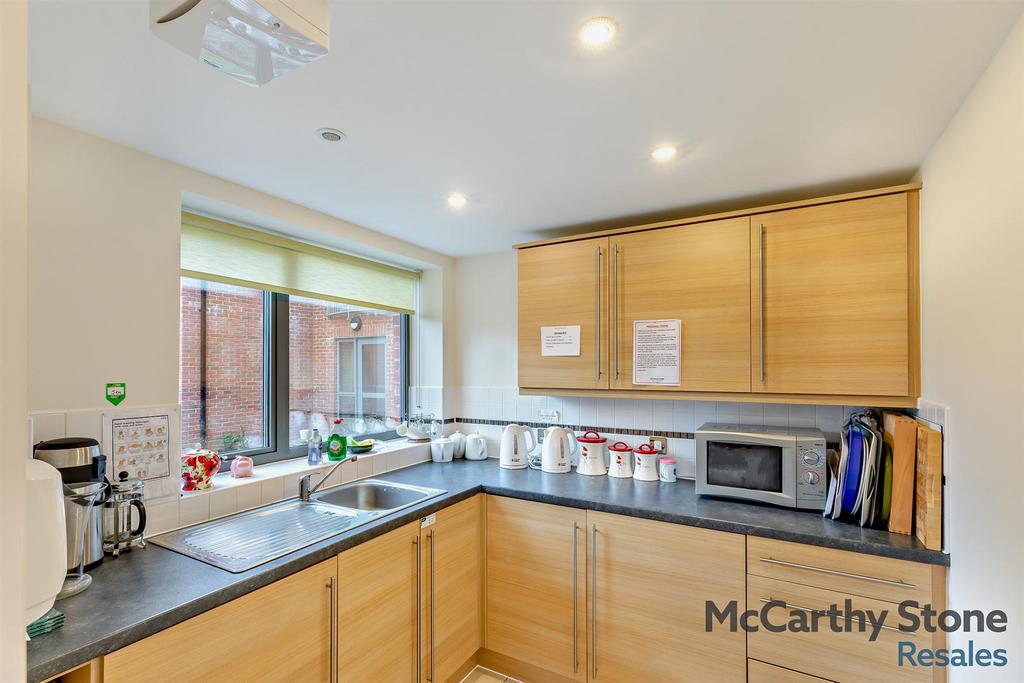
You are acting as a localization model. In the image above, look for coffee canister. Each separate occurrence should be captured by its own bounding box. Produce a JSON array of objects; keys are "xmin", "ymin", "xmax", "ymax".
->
[
  {"xmin": 633, "ymin": 443, "xmax": 660, "ymax": 481},
  {"xmin": 607, "ymin": 441, "xmax": 633, "ymax": 478},
  {"xmin": 576, "ymin": 431, "xmax": 608, "ymax": 476}
]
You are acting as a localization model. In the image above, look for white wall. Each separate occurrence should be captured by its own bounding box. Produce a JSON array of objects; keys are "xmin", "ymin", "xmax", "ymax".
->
[
  {"xmin": 1, "ymin": 2, "xmax": 29, "ymax": 678},
  {"xmin": 28, "ymin": 120, "xmax": 453, "ymax": 414},
  {"xmin": 917, "ymin": 14, "xmax": 1024, "ymax": 679},
  {"xmin": 452, "ymin": 251, "xmax": 517, "ymax": 387}
]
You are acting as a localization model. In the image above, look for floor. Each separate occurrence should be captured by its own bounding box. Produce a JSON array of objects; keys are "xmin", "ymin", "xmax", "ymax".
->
[{"xmin": 461, "ymin": 665, "xmax": 520, "ymax": 683}]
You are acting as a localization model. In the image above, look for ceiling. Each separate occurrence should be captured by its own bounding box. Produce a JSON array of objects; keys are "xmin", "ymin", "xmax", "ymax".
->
[{"xmin": 28, "ymin": 1, "xmax": 1022, "ymax": 256}]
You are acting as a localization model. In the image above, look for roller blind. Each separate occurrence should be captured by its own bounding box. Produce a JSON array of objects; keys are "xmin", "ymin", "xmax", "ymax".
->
[{"xmin": 180, "ymin": 212, "xmax": 418, "ymax": 314}]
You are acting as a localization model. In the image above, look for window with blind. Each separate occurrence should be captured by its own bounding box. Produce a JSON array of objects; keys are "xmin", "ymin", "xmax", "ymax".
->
[{"xmin": 179, "ymin": 212, "xmax": 416, "ymax": 465}]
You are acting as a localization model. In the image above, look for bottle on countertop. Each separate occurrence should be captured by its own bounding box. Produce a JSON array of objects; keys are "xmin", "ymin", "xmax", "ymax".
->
[
  {"xmin": 325, "ymin": 418, "xmax": 348, "ymax": 462},
  {"xmin": 306, "ymin": 428, "xmax": 323, "ymax": 466}
]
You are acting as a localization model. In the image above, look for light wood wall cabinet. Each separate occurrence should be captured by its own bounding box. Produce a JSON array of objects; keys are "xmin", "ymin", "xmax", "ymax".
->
[
  {"xmin": 516, "ymin": 184, "xmax": 921, "ymax": 407},
  {"xmin": 103, "ymin": 559, "xmax": 337, "ymax": 683},
  {"xmin": 518, "ymin": 236, "xmax": 609, "ymax": 390},
  {"xmin": 610, "ymin": 217, "xmax": 751, "ymax": 393},
  {"xmin": 482, "ymin": 497, "xmax": 745, "ymax": 683}
]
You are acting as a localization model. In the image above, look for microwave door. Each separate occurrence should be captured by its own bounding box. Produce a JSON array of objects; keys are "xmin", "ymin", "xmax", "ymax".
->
[{"xmin": 700, "ymin": 438, "xmax": 797, "ymax": 506}]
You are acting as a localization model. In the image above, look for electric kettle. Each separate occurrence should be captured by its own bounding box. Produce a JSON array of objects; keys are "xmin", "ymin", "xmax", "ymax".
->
[
  {"xmin": 541, "ymin": 427, "xmax": 579, "ymax": 474},
  {"xmin": 499, "ymin": 424, "xmax": 536, "ymax": 470}
]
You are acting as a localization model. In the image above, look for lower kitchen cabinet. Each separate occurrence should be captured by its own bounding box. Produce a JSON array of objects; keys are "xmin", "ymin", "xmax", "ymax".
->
[
  {"xmin": 748, "ymin": 659, "xmax": 834, "ymax": 683},
  {"xmin": 337, "ymin": 494, "xmax": 482, "ymax": 683},
  {"xmin": 588, "ymin": 510, "xmax": 747, "ymax": 682},
  {"xmin": 482, "ymin": 497, "xmax": 746, "ymax": 683},
  {"xmin": 103, "ymin": 558, "xmax": 337, "ymax": 683},
  {"xmin": 425, "ymin": 494, "xmax": 483, "ymax": 683},
  {"xmin": 483, "ymin": 497, "xmax": 586, "ymax": 682},
  {"xmin": 337, "ymin": 520, "xmax": 420, "ymax": 683}
]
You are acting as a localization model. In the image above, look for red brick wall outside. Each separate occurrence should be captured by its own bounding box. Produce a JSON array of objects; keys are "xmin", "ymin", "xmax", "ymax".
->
[
  {"xmin": 180, "ymin": 281, "xmax": 267, "ymax": 453},
  {"xmin": 180, "ymin": 281, "xmax": 403, "ymax": 455}
]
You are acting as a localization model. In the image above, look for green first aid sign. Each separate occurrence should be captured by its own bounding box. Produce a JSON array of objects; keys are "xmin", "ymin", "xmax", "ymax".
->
[{"xmin": 106, "ymin": 382, "xmax": 126, "ymax": 406}]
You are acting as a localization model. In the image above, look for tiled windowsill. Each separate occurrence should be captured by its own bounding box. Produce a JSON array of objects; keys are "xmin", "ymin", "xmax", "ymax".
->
[{"xmin": 148, "ymin": 439, "xmax": 432, "ymax": 535}]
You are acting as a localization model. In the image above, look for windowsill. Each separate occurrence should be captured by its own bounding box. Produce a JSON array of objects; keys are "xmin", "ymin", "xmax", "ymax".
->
[{"xmin": 179, "ymin": 438, "xmax": 429, "ymax": 499}]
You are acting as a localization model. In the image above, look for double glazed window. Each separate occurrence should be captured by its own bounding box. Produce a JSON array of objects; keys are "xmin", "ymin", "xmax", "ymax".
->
[{"xmin": 179, "ymin": 213, "xmax": 416, "ymax": 465}]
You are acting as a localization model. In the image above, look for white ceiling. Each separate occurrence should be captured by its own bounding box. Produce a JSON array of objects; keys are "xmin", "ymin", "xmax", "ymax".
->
[{"xmin": 28, "ymin": 1, "xmax": 1022, "ymax": 256}]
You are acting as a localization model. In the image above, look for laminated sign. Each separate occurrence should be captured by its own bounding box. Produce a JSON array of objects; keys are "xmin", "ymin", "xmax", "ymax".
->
[
  {"xmin": 541, "ymin": 325, "xmax": 581, "ymax": 357},
  {"xmin": 633, "ymin": 320, "xmax": 681, "ymax": 386}
]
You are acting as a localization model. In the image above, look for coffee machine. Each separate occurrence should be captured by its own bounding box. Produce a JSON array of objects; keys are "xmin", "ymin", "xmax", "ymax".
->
[{"xmin": 33, "ymin": 438, "xmax": 108, "ymax": 570}]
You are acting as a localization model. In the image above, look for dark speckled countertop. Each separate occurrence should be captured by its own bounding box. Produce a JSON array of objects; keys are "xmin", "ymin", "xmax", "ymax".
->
[{"xmin": 27, "ymin": 458, "xmax": 947, "ymax": 681}]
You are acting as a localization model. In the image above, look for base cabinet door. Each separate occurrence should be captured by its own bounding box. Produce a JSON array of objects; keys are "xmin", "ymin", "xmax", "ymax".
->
[
  {"xmin": 484, "ymin": 496, "xmax": 586, "ymax": 682},
  {"xmin": 337, "ymin": 521, "xmax": 420, "ymax": 683},
  {"xmin": 426, "ymin": 494, "xmax": 483, "ymax": 683},
  {"xmin": 103, "ymin": 559, "xmax": 337, "ymax": 683},
  {"xmin": 587, "ymin": 511, "xmax": 746, "ymax": 683}
]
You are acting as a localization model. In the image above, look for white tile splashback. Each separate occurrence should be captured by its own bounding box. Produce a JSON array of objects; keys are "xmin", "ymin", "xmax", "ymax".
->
[{"xmin": 451, "ymin": 385, "xmax": 874, "ymax": 480}]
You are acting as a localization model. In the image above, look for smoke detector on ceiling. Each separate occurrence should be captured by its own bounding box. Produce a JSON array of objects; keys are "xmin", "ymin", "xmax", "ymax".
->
[{"xmin": 150, "ymin": 0, "xmax": 330, "ymax": 86}]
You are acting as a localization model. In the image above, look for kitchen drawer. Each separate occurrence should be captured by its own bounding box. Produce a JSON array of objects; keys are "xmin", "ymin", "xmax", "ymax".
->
[
  {"xmin": 749, "ymin": 659, "xmax": 834, "ymax": 683},
  {"xmin": 747, "ymin": 575, "xmax": 931, "ymax": 683},
  {"xmin": 747, "ymin": 537, "xmax": 933, "ymax": 604}
]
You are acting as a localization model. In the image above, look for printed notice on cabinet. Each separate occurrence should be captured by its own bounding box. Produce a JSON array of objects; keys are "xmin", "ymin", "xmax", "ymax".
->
[
  {"xmin": 540, "ymin": 325, "xmax": 581, "ymax": 356},
  {"xmin": 633, "ymin": 319, "xmax": 681, "ymax": 385}
]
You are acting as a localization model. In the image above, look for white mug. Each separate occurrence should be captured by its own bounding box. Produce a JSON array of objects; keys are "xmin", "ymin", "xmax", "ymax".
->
[{"xmin": 464, "ymin": 434, "xmax": 488, "ymax": 460}]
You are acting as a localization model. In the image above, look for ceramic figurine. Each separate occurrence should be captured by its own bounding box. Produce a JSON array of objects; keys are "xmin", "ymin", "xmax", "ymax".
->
[{"xmin": 230, "ymin": 455, "xmax": 254, "ymax": 478}]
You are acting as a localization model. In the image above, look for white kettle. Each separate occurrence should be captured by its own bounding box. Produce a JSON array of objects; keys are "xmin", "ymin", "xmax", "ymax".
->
[
  {"xmin": 542, "ymin": 427, "xmax": 579, "ymax": 474},
  {"xmin": 449, "ymin": 430, "xmax": 467, "ymax": 458},
  {"xmin": 499, "ymin": 424, "xmax": 536, "ymax": 470}
]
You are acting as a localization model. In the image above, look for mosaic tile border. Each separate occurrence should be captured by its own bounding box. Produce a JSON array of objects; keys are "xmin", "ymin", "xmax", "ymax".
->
[{"xmin": 452, "ymin": 416, "xmax": 695, "ymax": 441}]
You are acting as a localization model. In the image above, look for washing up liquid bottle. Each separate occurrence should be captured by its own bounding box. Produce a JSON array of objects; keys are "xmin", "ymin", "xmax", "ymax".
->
[
  {"xmin": 325, "ymin": 418, "xmax": 348, "ymax": 462},
  {"xmin": 307, "ymin": 428, "xmax": 323, "ymax": 465}
]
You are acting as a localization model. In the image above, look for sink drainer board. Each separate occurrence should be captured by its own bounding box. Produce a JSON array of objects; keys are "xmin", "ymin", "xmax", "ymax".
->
[{"xmin": 150, "ymin": 479, "xmax": 446, "ymax": 573}]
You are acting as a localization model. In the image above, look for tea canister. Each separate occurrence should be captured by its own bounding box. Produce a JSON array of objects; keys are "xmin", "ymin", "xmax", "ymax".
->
[
  {"xmin": 607, "ymin": 441, "xmax": 633, "ymax": 478},
  {"xmin": 576, "ymin": 431, "xmax": 608, "ymax": 476},
  {"xmin": 633, "ymin": 443, "xmax": 660, "ymax": 482}
]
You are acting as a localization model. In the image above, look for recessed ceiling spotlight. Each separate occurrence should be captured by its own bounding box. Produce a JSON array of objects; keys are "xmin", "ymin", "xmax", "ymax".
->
[
  {"xmin": 579, "ymin": 17, "xmax": 618, "ymax": 47},
  {"xmin": 316, "ymin": 127, "xmax": 346, "ymax": 143},
  {"xmin": 447, "ymin": 192, "xmax": 469, "ymax": 209},
  {"xmin": 651, "ymin": 144, "xmax": 678, "ymax": 162}
]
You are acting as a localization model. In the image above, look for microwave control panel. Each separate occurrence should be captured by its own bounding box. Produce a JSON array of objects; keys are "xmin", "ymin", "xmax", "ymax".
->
[{"xmin": 796, "ymin": 437, "xmax": 828, "ymax": 510}]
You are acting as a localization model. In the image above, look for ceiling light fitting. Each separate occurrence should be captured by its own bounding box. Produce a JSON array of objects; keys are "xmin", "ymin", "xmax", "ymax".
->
[
  {"xmin": 651, "ymin": 144, "xmax": 678, "ymax": 162},
  {"xmin": 579, "ymin": 17, "xmax": 618, "ymax": 47},
  {"xmin": 317, "ymin": 128, "xmax": 345, "ymax": 142},
  {"xmin": 447, "ymin": 193, "xmax": 468, "ymax": 209}
]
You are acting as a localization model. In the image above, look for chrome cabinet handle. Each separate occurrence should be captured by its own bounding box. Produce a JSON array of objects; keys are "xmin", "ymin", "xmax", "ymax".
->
[
  {"xmin": 428, "ymin": 529, "xmax": 435, "ymax": 683},
  {"xmin": 612, "ymin": 245, "xmax": 619, "ymax": 381},
  {"xmin": 595, "ymin": 246, "xmax": 602, "ymax": 381},
  {"xmin": 572, "ymin": 521, "xmax": 579, "ymax": 673},
  {"xmin": 758, "ymin": 557, "xmax": 916, "ymax": 589},
  {"xmin": 414, "ymin": 535, "xmax": 421, "ymax": 683},
  {"xmin": 591, "ymin": 523, "xmax": 598, "ymax": 679},
  {"xmin": 758, "ymin": 223, "xmax": 766, "ymax": 383},
  {"xmin": 758, "ymin": 598, "xmax": 904, "ymax": 633},
  {"xmin": 328, "ymin": 576, "xmax": 338, "ymax": 683}
]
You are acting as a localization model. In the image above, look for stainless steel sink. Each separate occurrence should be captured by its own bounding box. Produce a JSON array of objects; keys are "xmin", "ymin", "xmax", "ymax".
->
[
  {"xmin": 150, "ymin": 479, "xmax": 445, "ymax": 573},
  {"xmin": 311, "ymin": 479, "xmax": 444, "ymax": 512}
]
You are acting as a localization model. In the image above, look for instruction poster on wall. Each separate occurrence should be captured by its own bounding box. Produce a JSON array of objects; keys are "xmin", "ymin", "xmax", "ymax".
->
[
  {"xmin": 541, "ymin": 325, "xmax": 581, "ymax": 356},
  {"xmin": 103, "ymin": 404, "xmax": 181, "ymax": 501},
  {"xmin": 633, "ymin": 319, "xmax": 681, "ymax": 386}
]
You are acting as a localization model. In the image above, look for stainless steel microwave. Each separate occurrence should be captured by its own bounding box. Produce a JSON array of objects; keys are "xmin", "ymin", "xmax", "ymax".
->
[{"xmin": 695, "ymin": 423, "xmax": 827, "ymax": 510}]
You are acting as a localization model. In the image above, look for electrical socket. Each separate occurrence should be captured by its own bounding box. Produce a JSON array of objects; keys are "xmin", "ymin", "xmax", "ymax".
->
[
  {"xmin": 649, "ymin": 436, "xmax": 668, "ymax": 453},
  {"xmin": 537, "ymin": 409, "xmax": 559, "ymax": 422}
]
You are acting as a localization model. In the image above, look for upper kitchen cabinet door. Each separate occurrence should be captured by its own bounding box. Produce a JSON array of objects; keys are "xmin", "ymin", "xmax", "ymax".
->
[
  {"xmin": 610, "ymin": 218, "xmax": 751, "ymax": 392},
  {"xmin": 751, "ymin": 193, "xmax": 915, "ymax": 397},
  {"xmin": 518, "ymin": 238, "xmax": 609, "ymax": 389}
]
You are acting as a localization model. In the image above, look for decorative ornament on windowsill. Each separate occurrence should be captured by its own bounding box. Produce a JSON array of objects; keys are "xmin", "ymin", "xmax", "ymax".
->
[
  {"xmin": 182, "ymin": 444, "xmax": 221, "ymax": 491},
  {"xmin": 230, "ymin": 455, "xmax": 254, "ymax": 478}
]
